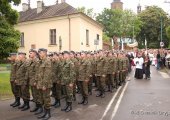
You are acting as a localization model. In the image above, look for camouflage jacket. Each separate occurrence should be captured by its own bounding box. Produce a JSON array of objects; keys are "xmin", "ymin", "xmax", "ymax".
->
[
  {"xmin": 106, "ymin": 57, "xmax": 116, "ymax": 74},
  {"xmin": 15, "ymin": 61, "xmax": 27, "ymax": 85},
  {"xmin": 78, "ymin": 58, "xmax": 91, "ymax": 81},
  {"xmin": 51, "ymin": 60, "xmax": 60, "ymax": 83},
  {"xmin": 96, "ymin": 56, "xmax": 107, "ymax": 76},
  {"xmin": 36, "ymin": 58, "xmax": 52, "ymax": 89},
  {"xmin": 10, "ymin": 61, "xmax": 17, "ymax": 82},
  {"xmin": 60, "ymin": 59, "xmax": 75, "ymax": 85},
  {"xmin": 25, "ymin": 58, "xmax": 38, "ymax": 86}
]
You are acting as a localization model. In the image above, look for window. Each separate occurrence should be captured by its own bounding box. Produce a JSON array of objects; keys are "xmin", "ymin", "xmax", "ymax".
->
[
  {"xmin": 97, "ymin": 34, "xmax": 100, "ymax": 40},
  {"xmin": 86, "ymin": 29, "xmax": 89, "ymax": 45},
  {"xmin": 20, "ymin": 32, "xmax": 24, "ymax": 47},
  {"xmin": 49, "ymin": 29, "xmax": 56, "ymax": 45}
]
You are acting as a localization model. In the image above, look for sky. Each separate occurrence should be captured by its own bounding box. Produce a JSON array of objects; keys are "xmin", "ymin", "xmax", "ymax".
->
[{"xmin": 12, "ymin": 0, "xmax": 170, "ymax": 14}]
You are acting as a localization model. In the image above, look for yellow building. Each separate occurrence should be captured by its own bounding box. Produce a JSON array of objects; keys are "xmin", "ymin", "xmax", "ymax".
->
[{"xmin": 15, "ymin": 1, "xmax": 103, "ymax": 54}]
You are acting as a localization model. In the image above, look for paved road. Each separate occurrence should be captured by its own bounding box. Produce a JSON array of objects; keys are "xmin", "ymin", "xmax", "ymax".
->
[
  {"xmin": 113, "ymin": 67, "xmax": 170, "ymax": 120},
  {"xmin": 0, "ymin": 66, "xmax": 170, "ymax": 120}
]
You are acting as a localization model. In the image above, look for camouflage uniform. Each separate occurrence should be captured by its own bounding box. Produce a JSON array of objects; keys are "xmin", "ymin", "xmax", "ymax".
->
[
  {"xmin": 115, "ymin": 57, "xmax": 120, "ymax": 87},
  {"xmin": 118, "ymin": 57, "xmax": 123, "ymax": 85},
  {"xmin": 77, "ymin": 58, "xmax": 91, "ymax": 104},
  {"xmin": 10, "ymin": 60, "xmax": 20, "ymax": 107},
  {"xmin": 51, "ymin": 59, "xmax": 61, "ymax": 108},
  {"xmin": 105, "ymin": 56, "xmax": 116, "ymax": 92},
  {"xmin": 15, "ymin": 60, "xmax": 30, "ymax": 110},
  {"xmin": 36, "ymin": 58, "xmax": 52, "ymax": 110},
  {"xmin": 95, "ymin": 56, "xmax": 107, "ymax": 97}
]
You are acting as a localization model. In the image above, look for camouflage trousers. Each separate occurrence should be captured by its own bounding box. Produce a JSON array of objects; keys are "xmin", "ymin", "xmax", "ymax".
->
[
  {"xmin": 88, "ymin": 76, "xmax": 93, "ymax": 93},
  {"xmin": 106, "ymin": 74, "xmax": 115, "ymax": 87},
  {"xmin": 61, "ymin": 85, "xmax": 73, "ymax": 103},
  {"xmin": 96, "ymin": 76, "xmax": 106, "ymax": 92},
  {"xmin": 53, "ymin": 83, "xmax": 61, "ymax": 99},
  {"xmin": 115, "ymin": 72, "xmax": 120, "ymax": 86},
  {"xmin": 37, "ymin": 88, "xmax": 51, "ymax": 109},
  {"xmin": 78, "ymin": 81, "xmax": 88, "ymax": 97},
  {"xmin": 10, "ymin": 82, "xmax": 20, "ymax": 98},
  {"xmin": 18, "ymin": 85, "xmax": 30, "ymax": 101},
  {"xmin": 30, "ymin": 86, "xmax": 39, "ymax": 103}
]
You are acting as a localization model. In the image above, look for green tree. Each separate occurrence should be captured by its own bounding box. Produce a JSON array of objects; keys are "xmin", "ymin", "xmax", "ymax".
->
[
  {"xmin": 137, "ymin": 6, "xmax": 169, "ymax": 48},
  {"xmin": 96, "ymin": 8, "xmax": 142, "ymax": 40},
  {"xmin": 0, "ymin": 0, "xmax": 21, "ymax": 60},
  {"xmin": 77, "ymin": 7, "xmax": 96, "ymax": 19},
  {"xmin": 166, "ymin": 26, "xmax": 170, "ymax": 48}
]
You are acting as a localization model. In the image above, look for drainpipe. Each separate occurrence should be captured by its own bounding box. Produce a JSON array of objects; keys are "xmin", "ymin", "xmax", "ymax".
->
[{"xmin": 68, "ymin": 14, "xmax": 71, "ymax": 51}]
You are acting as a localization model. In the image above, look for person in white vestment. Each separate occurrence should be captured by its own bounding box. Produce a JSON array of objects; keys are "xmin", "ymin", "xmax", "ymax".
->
[{"xmin": 134, "ymin": 53, "xmax": 144, "ymax": 79}]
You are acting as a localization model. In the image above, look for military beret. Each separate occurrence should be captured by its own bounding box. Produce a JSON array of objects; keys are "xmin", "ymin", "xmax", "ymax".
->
[
  {"xmin": 29, "ymin": 49, "xmax": 37, "ymax": 53},
  {"xmin": 63, "ymin": 51, "xmax": 70, "ymax": 54},
  {"xmin": 81, "ymin": 51, "xmax": 87, "ymax": 54},
  {"xmin": 54, "ymin": 52, "xmax": 59, "ymax": 56},
  {"xmin": 38, "ymin": 48, "xmax": 47, "ymax": 52},
  {"xmin": 70, "ymin": 51, "xmax": 75, "ymax": 54},
  {"xmin": 48, "ymin": 52, "xmax": 53, "ymax": 57},
  {"xmin": 18, "ymin": 52, "xmax": 26, "ymax": 55}
]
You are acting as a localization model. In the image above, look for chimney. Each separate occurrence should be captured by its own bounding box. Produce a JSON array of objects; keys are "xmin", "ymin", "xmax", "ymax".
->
[
  {"xmin": 22, "ymin": 3, "xmax": 29, "ymax": 12},
  {"xmin": 37, "ymin": 1, "xmax": 43, "ymax": 13},
  {"xmin": 61, "ymin": 0, "xmax": 65, "ymax": 3}
]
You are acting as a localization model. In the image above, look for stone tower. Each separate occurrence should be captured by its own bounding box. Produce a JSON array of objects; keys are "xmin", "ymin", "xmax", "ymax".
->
[
  {"xmin": 111, "ymin": 0, "xmax": 123, "ymax": 10},
  {"xmin": 137, "ymin": 3, "xmax": 142, "ymax": 14}
]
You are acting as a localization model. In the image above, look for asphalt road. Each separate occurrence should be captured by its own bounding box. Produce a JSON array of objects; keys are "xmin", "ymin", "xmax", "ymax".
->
[{"xmin": 0, "ymin": 66, "xmax": 170, "ymax": 120}]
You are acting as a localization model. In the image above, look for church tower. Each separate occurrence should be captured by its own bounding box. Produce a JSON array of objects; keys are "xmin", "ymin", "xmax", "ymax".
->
[
  {"xmin": 111, "ymin": 0, "xmax": 123, "ymax": 10},
  {"xmin": 137, "ymin": 2, "xmax": 142, "ymax": 14}
]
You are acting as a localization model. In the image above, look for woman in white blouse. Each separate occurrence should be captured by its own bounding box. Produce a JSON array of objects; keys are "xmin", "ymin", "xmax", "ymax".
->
[{"xmin": 134, "ymin": 53, "xmax": 144, "ymax": 79}]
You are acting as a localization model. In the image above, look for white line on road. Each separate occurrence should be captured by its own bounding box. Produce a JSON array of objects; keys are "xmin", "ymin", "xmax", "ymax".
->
[
  {"xmin": 111, "ymin": 81, "xmax": 129, "ymax": 120},
  {"xmin": 100, "ymin": 86, "xmax": 122, "ymax": 120}
]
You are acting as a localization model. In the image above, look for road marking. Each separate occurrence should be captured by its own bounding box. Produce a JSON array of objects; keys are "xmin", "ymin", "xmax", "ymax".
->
[
  {"xmin": 111, "ymin": 81, "xmax": 129, "ymax": 120},
  {"xmin": 159, "ymin": 72, "xmax": 170, "ymax": 78},
  {"xmin": 100, "ymin": 86, "xmax": 122, "ymax": 120}
]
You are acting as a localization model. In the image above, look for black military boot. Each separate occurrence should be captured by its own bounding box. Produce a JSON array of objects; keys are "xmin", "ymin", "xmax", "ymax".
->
[
  {"xmin": 12, "ymin": 97, "xmax": 20, "ymax": 107},
  {"xmin": 83, "ymin": 97, "xmax": 88, "ymax": 105},
  {"xmin": 61, "ymin": 102, "xmax": 68, "ymax": 111},
  {"xmin": 54, "ymin": 99, "xmax": 60, "ymax": 108},
  {"xmin": 30, "ymin": 103, "xmax": 39, "ymax": 112},
  {"xmin": 101, "ymin": 91, "xmax": 105, "ymax": 98},
  {"xmin": 18, "ymin": 100, "xmax": 26, "ymax": 109},
  {"xmin": 78, "ymin": 97, "xmax": 85, "ymax": 104},
  {"xmin": 73, "ymin": 95, "xmax": 76, "ymax": 101},
  {"xmin": 65, "ymin": 102, "xmax": 72, "ymax": 112},
  {"xmin": 51, "ymin": 98, "xmax": 57, "ymax": 106},
  {"xmin": 96, "ymin": 91, "xmax": 102, "ymax": 97},
  {"xmin": 42, "ymin": 109, "xmax": 51, "ymax": 120},
  {"xmin": 21, "ymin": 101, "xmax": 30, "ymax": 111},
  {"xmin": 12, "ymin": 97, "xmax": 21, "ymax": 107},
  {"xmin": 37, "ymin": 108, "xmax": 46, "ymax": 119},
  {"xmin": 34, "ymin": 105, "xmax": 43, "ymax": 115},
  {"xmin": 10, "ymin": 97, "xmax": 17, "ymax": 106}
]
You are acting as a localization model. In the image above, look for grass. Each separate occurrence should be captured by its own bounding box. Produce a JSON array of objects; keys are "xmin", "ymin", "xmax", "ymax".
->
[
  {"xmin": 0, "ymin": 72, "xmax": 13, "ymax": 100},
  {"xmin": 0, "ymin": 64, "xmax": 10, "ymax": 67}
]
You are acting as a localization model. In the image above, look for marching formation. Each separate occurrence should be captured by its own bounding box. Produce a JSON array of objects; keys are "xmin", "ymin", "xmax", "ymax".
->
[{"xmin": 9, "ymin": 48, "xmax": 130, "ymax": 120}]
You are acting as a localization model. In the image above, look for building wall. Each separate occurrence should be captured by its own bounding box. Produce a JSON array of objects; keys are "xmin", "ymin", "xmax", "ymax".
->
[
  {"xmin": 15, "ymin": 13, "xmax": 103, "ymax": 55},
  {"xmin": 79, "ymin": 15, "xmax": 103, "ymax": 51}
]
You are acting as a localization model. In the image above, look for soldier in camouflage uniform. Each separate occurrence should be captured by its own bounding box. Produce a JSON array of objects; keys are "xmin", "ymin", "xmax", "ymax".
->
[
  {"xmin": 36, "ymin": 48, "xmax": 52, "ymax": 120},
  {"xmin": 118, "ymin": 53, "xmax": 123, "ymax": 85},
  {"xmin": 113, "ymin": 53, "xmax": 119, "ymax": 88},
  {"xmin": 60, "ymin": 51, "xmax": 75, "ymax": 112},
  {"xmin": 25, "ymin": 49, "xmax": 40, "ymax": 112},
  {"xmin": 77, "ymin": 51, "xmax": 91, "ymax": 105},
  {"xmin": 95, "ymin": 50, "xmax": 107, "ymax": 98},
  {"xmin": 105, "ymin": 51, "xmax": 116, "ymax": 92},
  {"xmin": 9, "ymin": 53, "xmax": 21, "ymax": 107},
  {"xmin": 15, "ymin": 52, "xmax": 30, "ymax": 111},
  {"xmin": 51, "ymin": 52, "xmax": 61, "ymax": 108},
  {"xmin": 70, "ymin": 51, "xmax": 78, "ymax": 101}
]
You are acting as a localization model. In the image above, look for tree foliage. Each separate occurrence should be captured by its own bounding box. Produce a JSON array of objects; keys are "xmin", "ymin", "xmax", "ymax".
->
[
  {"xmin": 77, "ymin": 7, "xmax": 96, "ymax": 19},
  {"xmin": 137, "ymin": 6, "xmax": 170, "ymax": 48},
  {"xmin": 0, "ymin": 0, "xmax": 21, "ymax": 60},
  {"xmin": 96, "ymin": 8, "xmax": 142, "ymax": 40}
]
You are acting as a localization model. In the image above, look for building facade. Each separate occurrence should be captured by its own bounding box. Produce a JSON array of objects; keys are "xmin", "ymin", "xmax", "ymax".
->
[
  {"xmin": 15, "ymin": 1, "xmax": 103, "ymax": 55},
  {"xmin": 111, "ymin": 0, "xmax": 123, "ymax": 10}
]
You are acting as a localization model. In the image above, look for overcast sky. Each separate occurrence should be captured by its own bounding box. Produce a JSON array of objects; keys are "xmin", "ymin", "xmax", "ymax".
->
[{"xmin": 12, "ymin": 0, "xmax": 170, "ymax": 14}]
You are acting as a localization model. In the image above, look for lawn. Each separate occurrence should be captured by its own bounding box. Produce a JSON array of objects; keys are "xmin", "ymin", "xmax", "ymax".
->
[{"xmin": 0, "ymin": 72, "xmax": 13, "ymax": 100}]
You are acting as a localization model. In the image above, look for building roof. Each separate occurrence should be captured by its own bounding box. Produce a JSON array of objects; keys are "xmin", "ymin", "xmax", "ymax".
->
[{"xmin": 19, "ymin": 2, "xmax": 78, "ymax": 23}]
